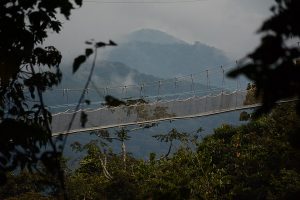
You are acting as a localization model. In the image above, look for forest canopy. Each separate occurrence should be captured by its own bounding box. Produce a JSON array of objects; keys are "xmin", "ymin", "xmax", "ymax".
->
[{"xmin": 0, "ymin": 0, "xmax": 82, "ymax": 189}]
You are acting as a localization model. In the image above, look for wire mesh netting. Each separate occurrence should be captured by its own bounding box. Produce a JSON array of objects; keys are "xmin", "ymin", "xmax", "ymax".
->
[
  {"xmin": 51, "ymin": 90, "xmax": 249, "ymax": 135},
  {"xmin": 46, "ymin": 66, "xmax": 244, "ymax": 113}
]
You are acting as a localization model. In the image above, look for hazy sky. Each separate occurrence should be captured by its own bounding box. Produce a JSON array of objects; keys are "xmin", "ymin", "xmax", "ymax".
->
[{"xmin": 46, "ymin": 0, "xmax": 274, "ymax": 64}]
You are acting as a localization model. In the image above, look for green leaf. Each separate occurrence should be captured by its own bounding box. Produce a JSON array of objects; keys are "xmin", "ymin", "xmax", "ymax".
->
[
  {"xmin": 85, "ymin": 48, "xmax": 93, "ymax": 58},
  {"xmin": 73, "ymin": 55, "xmax": 86, "ymax": 74}
]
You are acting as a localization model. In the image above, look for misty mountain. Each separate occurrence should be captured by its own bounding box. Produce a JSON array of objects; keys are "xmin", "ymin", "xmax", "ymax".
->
[
  {"xmin": 123, "ymin": 29, "xmax": 187, "ymax": 45},
  {"xmin": 104, "ymin": 28, "xmax": 233, "ymax": 78},
  {"xmin": 61, "ymin": 60, "xmax": 159, "ymax": 89}
]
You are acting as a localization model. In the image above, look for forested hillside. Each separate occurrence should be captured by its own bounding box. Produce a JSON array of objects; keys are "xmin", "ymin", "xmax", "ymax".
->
[{"xmin": 2, "ymin": 102, "xmax": 300, "ymax": 199}]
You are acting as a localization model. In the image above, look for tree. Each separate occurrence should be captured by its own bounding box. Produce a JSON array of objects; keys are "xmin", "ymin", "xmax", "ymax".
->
[
  {"xmin": 228, "ymin": 0, "xmax": 300, "ymax": 114},
  {"xmin": 0, "ymin": 0, "xmax": 82, "ymax": 189},
  {"xmin": 153, "ymin": 128, "xmax": 191, "ymax": 159},
  {"xmin": 5, "ymin": 103, "xmax": 299, "ymax": 199},
  {"xmin": 194, "ymin": 103, "xmax": 300, "ymax": 199},
  {"xmin": 68, "ymin": 139, "xmax": 140, "ymax": 200}
]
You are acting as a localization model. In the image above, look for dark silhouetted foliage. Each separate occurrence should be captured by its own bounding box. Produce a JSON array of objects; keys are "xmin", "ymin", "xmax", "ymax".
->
[
  {"xmin": 228, "ymin": 0, "xmax": 300, "ymax": 114},
  {"xmin": 0, "ymin": 0, "xmax": 82, "ymax": 187}
]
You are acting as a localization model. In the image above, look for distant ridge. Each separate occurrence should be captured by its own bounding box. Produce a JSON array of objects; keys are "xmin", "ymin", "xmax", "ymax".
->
[
  {"xmin": 124, "ymin": 28, "xmax": 187, "ymax": 45},
  {"xmin": 105, "ymin": 28, "xmax": 233, "ymax": 78}
]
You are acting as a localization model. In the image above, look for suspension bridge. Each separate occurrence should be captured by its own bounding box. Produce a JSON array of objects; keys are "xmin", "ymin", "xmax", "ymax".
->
[{"xmin": 50, "ymin": 66, "xmax": 255, "ymax": 135}]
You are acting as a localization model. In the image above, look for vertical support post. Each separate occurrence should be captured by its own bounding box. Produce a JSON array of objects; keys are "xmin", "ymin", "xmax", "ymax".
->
[
  {"xmin": 123, "ymin": 86, "xmax": 127, "ymax": 99},
  {"xmin": 64, "ymin": 89, "xmax": 69, "ymax": 108},
  {"xmin": 205, "ymin": 95, "xmax": 208, "ymax": 112},
  {"xmin": 206, "ymin": 70, "xmax": 209, "ymax": 91},
  {"xmin": 235, "ymin": 60, "xmax": 240, "ymax": 91},
  {"xmin": 221, "ymin": 66, "xmax": 225, "ymax": 92},
  {"xmin": 235, "ymin": 90, "xmax": 238, "ymax": 109},
  {"xmin": 157, "ymin": 81, "xmax": 161, "ymax": 101},
  {"xmin": 140, "ymin": 84, "xmax": 144, "ymax": 98},
  {"xmin": 105, "ymin": 87, "xmax": 108, "ymax": 96},
  {"xmin": 85, "ymin": 88, "xmax": 89, "ymax": 99},
  {"xmin": 191, "ymin": 74, "xmax": 195, "ymax": 96},
  {"xmin": 220, "ymin": 66, "xmax": 225, "ymax": 110}
]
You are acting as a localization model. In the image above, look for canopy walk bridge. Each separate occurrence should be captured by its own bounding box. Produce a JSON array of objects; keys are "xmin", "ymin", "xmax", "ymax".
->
[{"xmin": 49, "ymin": 66, "xmax": 259, "ymax": 135}]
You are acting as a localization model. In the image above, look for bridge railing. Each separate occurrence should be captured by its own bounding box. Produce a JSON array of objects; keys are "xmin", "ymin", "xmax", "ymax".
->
[{"xmin": 51, "ymin": 90, "xmax": 248, "ymax": 135}]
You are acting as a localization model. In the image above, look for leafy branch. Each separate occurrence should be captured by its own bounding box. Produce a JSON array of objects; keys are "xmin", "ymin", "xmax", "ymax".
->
[{"xmin": 59, "ymin": 40, "xmax": 117, "ymax": 147}]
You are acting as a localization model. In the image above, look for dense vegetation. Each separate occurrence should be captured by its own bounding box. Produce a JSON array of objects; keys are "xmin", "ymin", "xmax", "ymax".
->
[
  {"xmin": 1, "ymin": 0, "xmax": 299, "ymax": 199},
  {"xmin": 1, "ymin": 102, "xmax": 300, "ymax": 199},
  {"xmin": 0, "ymin": 0, "xmax": 82, "ymax": 191}
]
